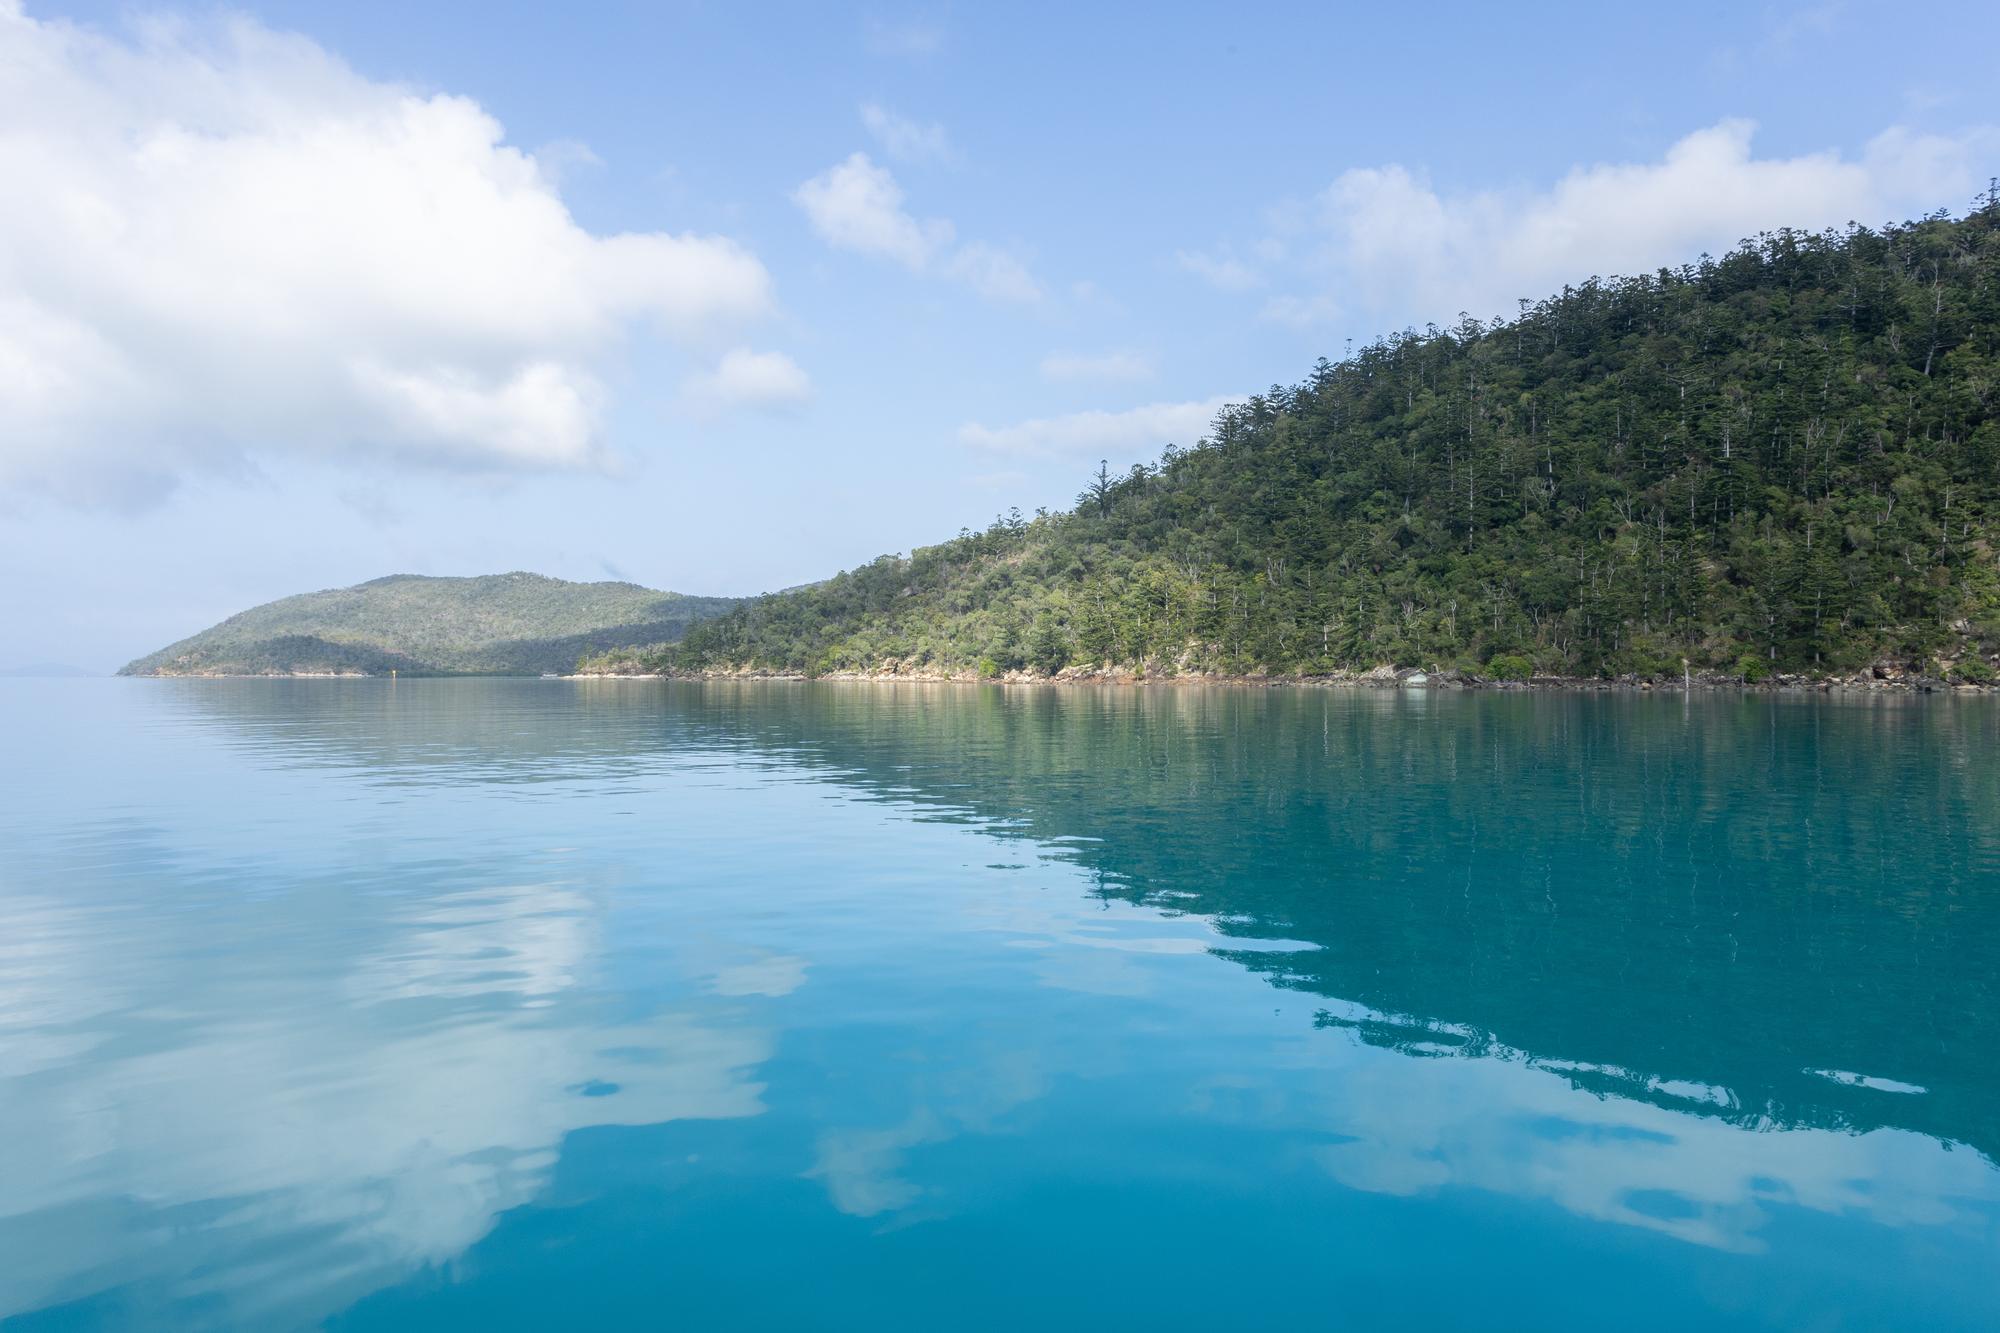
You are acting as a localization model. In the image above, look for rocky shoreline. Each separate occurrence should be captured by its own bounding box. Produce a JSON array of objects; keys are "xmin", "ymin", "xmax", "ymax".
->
[
  {"xmin": 567, "ymin": 662, "xmax": 1997, "ymax": 694},
  {"xmin": 124, "ymin": 663, "xmax": 1995, "ymax": 693},
  {"xmin": 130, "ymin": 669, "xmax": 375, "ymax": 678}
]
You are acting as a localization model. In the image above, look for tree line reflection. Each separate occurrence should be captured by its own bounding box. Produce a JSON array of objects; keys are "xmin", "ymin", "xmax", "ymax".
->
[{"xmin": 162, "ymin": 678, "xmax": 2000, "ymax": 1167}]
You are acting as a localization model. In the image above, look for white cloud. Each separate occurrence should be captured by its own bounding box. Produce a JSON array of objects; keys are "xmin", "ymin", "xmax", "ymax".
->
[
  {"xmin": 1039, "ymin": 350, "xmax": 1155, "ymax": 384},
  {"xmin": 530, "ymin": 137, "xmax": 604, "ymax": 187},
  {"xmin": 792, "ymin": 151, "xmax": 953, "ymax": 267},
  {"xmin": 959, "ymin": 396, "xmax": 1237, "ymax": 459},
  {"xmin": 351, "ymin": 360, "xmax": 601, "ymax": 467},
  {"xmin": 0, "ymin": 5, "xmax": 776, "ymax": 508},
  {"xmin": 860, "ymin": 102, "xmax": 956, "ymax": 165},
  {"xmin": 794, "ymin": 151, "xmax": 1040, "ymax": 302},
  {"xmin": 1289, "ymin": 119, "xmax": 1999, "ymax": 328},
  {"xmin": 685, "ymin": 348, "xmax": 812, "ymax": 411},
  {"xmin": 1175, "ymin": 248, "xmax": 1262, "ymax": 292}
]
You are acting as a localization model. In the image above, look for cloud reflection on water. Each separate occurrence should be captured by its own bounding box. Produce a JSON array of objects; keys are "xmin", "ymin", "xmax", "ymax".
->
[
  {"xmin": 1, "ymin": 679, "xmax": 1996, "ymax": 1328},
  {"xmin": 0, "ymin": 869, "xmax": 771, "ymax": 1325}
]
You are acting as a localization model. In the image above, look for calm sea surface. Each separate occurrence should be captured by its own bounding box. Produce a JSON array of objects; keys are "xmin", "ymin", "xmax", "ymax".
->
[{"xmin": 1, "ymin": 678, "xmax": 1997, "ymax": 1329}]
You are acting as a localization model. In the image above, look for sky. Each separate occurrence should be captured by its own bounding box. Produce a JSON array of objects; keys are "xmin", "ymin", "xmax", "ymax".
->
[{"xmin": 2, "ymin": 0, "xmax": 1998, "ymax": 671}]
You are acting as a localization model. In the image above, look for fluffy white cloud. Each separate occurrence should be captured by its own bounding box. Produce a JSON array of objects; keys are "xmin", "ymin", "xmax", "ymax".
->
[
  {"xmin": 1039, "ymin": 350, "xmax": 1155, "ymax": 384},
  {"xmin": 860, "ymin": 102, "xmax": 956, "ymax": 165},
  {"xmin": 0, "ymin": 4, "xmax": 776, "ymax": 506},
  {"xmin": 1277, "ymin": 119, "xmax": 1999, "ymax": 328},
  {"xmin": 684, "ymin": 348, "xmax": 811, "ymax": 411},
  {"xmin": 959, "ymin": 396, "xmax": 1237, "ymax": 459},
  {"xmin": 792, "ymin": 151, "xmax": 953, "ymax": 267},
  {"xmin": 794, "ymin": 151, "xmax": 1040, "ymax": 303}
]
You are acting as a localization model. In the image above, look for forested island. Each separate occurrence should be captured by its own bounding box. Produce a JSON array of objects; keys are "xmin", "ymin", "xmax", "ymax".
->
[
  {"xmin": 128, "ymin": 201, "xmax": 2000, "ymax": 688},
  {"xmin": 121, "ymin": 573, "xmax": 736, "ymax": 677},
  {"xmin": 583, "ymin": 200, "xmax": 2000, "ymax": 687}
]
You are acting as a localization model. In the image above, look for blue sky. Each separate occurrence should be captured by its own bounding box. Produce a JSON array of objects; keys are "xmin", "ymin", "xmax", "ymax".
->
[{"xmin": 3, "ymin": 0, "xmax": 1998, "ymax": 670}]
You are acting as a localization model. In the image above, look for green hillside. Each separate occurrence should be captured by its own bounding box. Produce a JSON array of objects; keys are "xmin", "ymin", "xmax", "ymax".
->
[
  {"xmin": 589, "ymin": 200, "xmax": 2000, "ymax": 683},
  {"xmin": 122, "ymin": 573, "xmax": 738, "ymax": 676}
]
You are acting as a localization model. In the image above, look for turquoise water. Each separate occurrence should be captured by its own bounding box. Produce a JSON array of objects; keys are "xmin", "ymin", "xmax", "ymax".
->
[{"xmin": 2, "ymin": 679, "xmax": 1998, "ymax": 1330}]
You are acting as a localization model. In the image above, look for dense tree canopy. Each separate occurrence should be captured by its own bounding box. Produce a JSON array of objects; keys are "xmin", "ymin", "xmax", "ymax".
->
[{"xmin": 591, "ymin": 200, "xmax": 2000, "ymax": 682}]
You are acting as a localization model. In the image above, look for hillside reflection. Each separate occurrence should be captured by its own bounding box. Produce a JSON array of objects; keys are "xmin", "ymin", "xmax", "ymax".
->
[{"xmin": 161, "ymin": 678, "xmax": 2000, "ymax": 1167}]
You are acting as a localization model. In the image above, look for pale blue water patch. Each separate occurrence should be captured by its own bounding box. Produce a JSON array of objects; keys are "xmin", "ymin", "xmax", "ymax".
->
[{"xmin": 0, "ymin": 678, "xmax": 1997, "ymax": 1329}]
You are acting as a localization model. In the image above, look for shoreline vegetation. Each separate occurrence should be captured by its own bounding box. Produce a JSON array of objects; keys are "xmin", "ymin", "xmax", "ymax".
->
[
  {"xmin": 566, "ymin": 665, "xmax": 1994, "ymax": 693},
  {"xmin": 124, "ymin": 203, "xmax": 2000, "ymax": 687},
  {"xmin": 129, "ymin": 664, "xmax": 1996, "ymax": 693},
  {"xmin": 570, "ymin": 204, "xmax": 2000, "ymax": 689}
]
